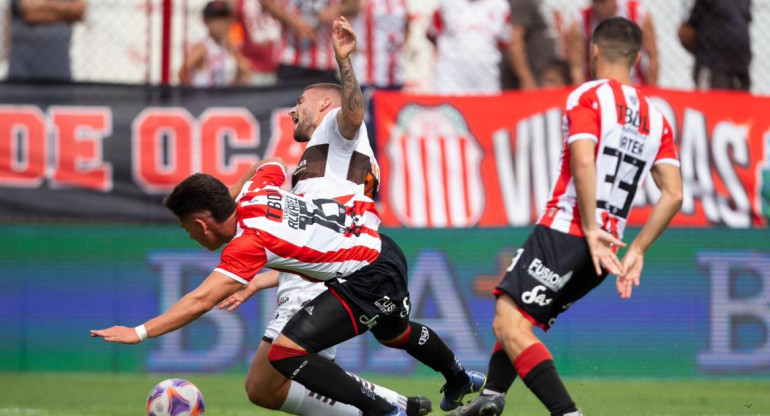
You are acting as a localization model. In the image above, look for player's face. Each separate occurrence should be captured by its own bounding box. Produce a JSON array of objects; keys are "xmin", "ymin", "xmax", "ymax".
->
[
  {"xmin": 288, "ymin": 90, "xmax": 319, "ymax": 143},
  {"xmin": 179, "ymin": 214, "xmax": 224, "ymax": 251}
]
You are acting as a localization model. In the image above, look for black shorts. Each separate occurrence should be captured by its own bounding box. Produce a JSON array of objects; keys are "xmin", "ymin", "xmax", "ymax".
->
[
  {"xmin": 495, "ymin": 225, "xmax": 608, "ymax": 330},
  {"xmin": 281, "ymin": 234, "xmax": 412, "ymax": 352}
]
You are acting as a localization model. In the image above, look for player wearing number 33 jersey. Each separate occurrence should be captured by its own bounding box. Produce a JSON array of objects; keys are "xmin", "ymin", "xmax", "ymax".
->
[
  {"xmin": 452, "ymin": 18, "xmax": 683, "ymax": 416},
  {"xmin": 538, "ymin": 77, "xmax": 679, "ymax": 240}
]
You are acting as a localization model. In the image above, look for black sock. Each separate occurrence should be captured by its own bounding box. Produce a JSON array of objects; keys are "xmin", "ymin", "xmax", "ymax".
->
[
  {"xmin": 484, "ymin": 343, "xmax": 517, "ymax": 395},
  {"xmin": 521, "ymin": 361, "xmax": 577, "ymax": 415},
  {"xmin": 269, "ymin": 346, "xmax": 395, "ymax": 415},
  {"xmin": 391, "ymin": 322, "xmax": 469, "ymax": 387}
]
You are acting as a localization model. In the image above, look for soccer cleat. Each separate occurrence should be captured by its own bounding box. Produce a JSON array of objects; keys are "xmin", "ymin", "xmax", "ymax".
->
[
  {"xmin": 405, "ymin": 395, "xmax": 433, "ymax": 416},
  {"xmin": 439, "ymin": 371, "xmax": 487, "ymax": 411},
  {"xmin": 384, "ymin": 406, "xmax": 408, "ymax": 416},
  {"xmin": 563, "ymin": 410, "xmax": 584, "ymax": 416},
  {"xmin": 445, "ymin": 394, "xmax": 505, "ymax": 416}
]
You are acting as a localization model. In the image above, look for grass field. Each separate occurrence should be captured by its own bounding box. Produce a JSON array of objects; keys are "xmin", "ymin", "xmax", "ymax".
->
[{"xmin": 0, "ymin": 373, "xmax": 768, "ymax": 416}]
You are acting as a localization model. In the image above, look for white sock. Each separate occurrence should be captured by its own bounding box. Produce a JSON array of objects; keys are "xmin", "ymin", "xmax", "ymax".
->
[
  {"xmin": 279, "ymin": 380, "xmax": 363, "ymax": 416},
  {"xmin": 347, "ymin": 372, "xmax": 409, "ymax": 410}
]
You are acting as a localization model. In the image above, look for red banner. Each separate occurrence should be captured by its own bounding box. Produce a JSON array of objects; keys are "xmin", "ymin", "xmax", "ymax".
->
[{"xmin": 373, "ymin": 88, "xmax": 770, "ymax": 228}]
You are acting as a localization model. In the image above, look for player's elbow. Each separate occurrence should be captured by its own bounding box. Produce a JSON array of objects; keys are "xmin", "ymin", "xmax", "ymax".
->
[{"xmin": 344, "ymin": 111, "xmax": 364, "ymax": 129}]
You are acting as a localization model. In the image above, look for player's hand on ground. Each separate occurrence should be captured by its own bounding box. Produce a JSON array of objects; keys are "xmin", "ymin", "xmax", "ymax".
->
[
  {"xmin": 217, "ymin": 285, "xmax": 257, "ymax": 312},
  {"xmin": 332, "ymin": 16, "xmax": 356, "ymax": 61},
  {"xmin": 584, "ymin": 228, "xmax": 626, "ymax": 276},
  {"xmin": 617, "ymin": 248, "xmax": 643, "ymax": 299},
  {"xmin": 90, "ymin": 326, "xmax": 141, "ymax": 344}
]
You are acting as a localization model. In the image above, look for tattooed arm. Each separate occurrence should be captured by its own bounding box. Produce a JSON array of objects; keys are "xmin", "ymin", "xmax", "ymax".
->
[{"xmin": 332, "ymin": 16, "xmax": 364, "ymax": 140}]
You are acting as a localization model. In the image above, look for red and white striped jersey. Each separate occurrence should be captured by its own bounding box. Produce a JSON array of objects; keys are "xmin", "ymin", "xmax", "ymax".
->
[
  {"xmin": 351, "ymin": 0, "xmax": 408, "ymax": 88},
  {"xmin": 278, "ymin": 0, "xmax": 339, "ymax": 71},
  {"xmin": 214, "ymin": 162, "xmax": 382, "ymax": 283},
  {"xmin": 429, "ymin": 0, "xmax": 513, "ymax": 94},
  {"xmin": 537, "ymin": 79, "xmax": 679, "ymax": 239},
  {"xmin": 574, "ymin": 0, "xmax": 650, "ymax": 85}
]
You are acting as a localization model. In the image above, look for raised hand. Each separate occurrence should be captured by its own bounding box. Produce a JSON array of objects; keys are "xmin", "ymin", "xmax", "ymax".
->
[{"xmin": 332, "ymin": 16, "xmax": 356, "ymax": 61}]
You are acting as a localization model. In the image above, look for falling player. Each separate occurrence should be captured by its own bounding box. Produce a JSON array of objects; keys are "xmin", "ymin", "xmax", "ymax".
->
[{"xmin": 451, "ymin": 17, "xmax": 682, "ymax": 416}]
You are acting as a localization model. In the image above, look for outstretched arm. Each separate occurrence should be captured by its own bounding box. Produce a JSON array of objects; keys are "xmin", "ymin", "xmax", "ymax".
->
[
  {"xmin": 332, "ymin": 16, "xmax": 364, "ymax": 140},
  {"xmin": 617, "ymin": 163, "xmax": 682, "ymax": 298},
  {"xmin": 91, "ymin": 271, "xmax": 243, "ymax": 344}
]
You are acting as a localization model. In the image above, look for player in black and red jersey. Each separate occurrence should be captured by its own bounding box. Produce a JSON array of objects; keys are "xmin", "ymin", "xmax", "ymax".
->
[{"xmin": 451, "ymin": 17, "xmax": 682, "ymax": 416}]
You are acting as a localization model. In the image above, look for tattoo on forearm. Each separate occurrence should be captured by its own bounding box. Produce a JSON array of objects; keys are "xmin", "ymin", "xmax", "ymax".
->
[{"xmin": 339, "ymin": 59, "xmax": 363, "ymax": 112}]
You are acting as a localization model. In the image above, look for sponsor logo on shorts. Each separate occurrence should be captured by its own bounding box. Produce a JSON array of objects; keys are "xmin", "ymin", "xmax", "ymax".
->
[
  {"xmin": 374, "ymin": 296, "xmax": 397, "ymax": 314},
  {"xmin": 418, "ymin": 326, "xmax": 430, "ymax": 345},
  {"xmin": 359, "ymin": 314, "xmax": 379, "ymax": 329},
  {"xmin": 521, "ymin": 285, "xmax": 552, "ymax": 306},
  {"xmin": 527, "ymin": 258, "xmax": 573, "ymax": 291},
  {"xmin": 304, "ymin": 306, "xmax": 314, "ymax": 316}
]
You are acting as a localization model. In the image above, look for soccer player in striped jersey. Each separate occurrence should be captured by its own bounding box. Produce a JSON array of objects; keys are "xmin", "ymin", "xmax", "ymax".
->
[
  {"xmin": 92, "ymin": 157, "xmax": 485, "ymax": 416},
  {"xmin": 450, "ymin": 17, "xmax": 682, "ymax": 416},
  {"xmin": 92, "ymin": 17, "xmax": 486, "ymax": 416}
]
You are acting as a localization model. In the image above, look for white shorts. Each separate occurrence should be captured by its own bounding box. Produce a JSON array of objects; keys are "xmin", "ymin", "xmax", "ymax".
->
[{"xmin": 263, "ymin": 272, "xmax": 337, "ymax": 360}]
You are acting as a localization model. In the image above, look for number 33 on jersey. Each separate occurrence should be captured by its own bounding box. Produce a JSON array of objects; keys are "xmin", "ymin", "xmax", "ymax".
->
[{"xmin": 538, "ymin": 79, "xmax": 680, "ymax": 240}]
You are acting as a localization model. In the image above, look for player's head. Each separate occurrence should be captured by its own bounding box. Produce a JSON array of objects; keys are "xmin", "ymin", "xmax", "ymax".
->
[
  {"xmin": 289, "ymin": 83, "xmax": 343, "ymax": 143},
  {"xmin": 589, "ymin": 17, "xmax": 642, "ymax": 78},
  {"xmin": 164, "ymin": 173, "xmax": 236, "ymax": 251},
  {"xmin": 591, "ymin": 0, "xmax": 618, "ymax": 21},
  {"xmin": 202, "ymin": 0, "xmax": 234, "ymax": 42}
]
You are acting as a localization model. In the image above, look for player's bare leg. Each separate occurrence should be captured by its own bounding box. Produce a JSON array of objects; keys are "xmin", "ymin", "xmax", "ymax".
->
[
  {"xmin": 246, "ymin": 340, "xmax": 430, "ymax": 416},
  {"xmin": 493, "ymin": 294, "xmax": 581, "ymax": 416}
]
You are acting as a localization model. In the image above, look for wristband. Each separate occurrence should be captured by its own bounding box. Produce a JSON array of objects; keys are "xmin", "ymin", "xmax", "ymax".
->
[{"xmin": 135, "ymin": 324, "xmax": 149, "ymax": 342}]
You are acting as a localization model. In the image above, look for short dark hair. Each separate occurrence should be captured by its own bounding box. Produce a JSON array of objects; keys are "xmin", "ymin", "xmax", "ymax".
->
[
  {"xmin": 591, "ymin": 17, "xmax": 642, "ymax": 67},
  {"xmin": 203, "ymin": 0, "xmax": 232, "ymax": 19},
  {"xmin": 304, "ymin": 83, "xmax": 342, "ymax": 97},
  {"xmin": 164, "ymin": 173, "xmax": 236, "ymax": 222}
]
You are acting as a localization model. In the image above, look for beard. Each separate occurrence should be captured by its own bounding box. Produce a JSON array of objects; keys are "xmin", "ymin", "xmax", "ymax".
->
[{"xmin": 293, "ymin": 120, "xmax": 313, "ymax": 142}]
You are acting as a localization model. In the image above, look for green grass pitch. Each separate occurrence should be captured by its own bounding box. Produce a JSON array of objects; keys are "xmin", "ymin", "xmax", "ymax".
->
[{"xmin": 0, "ymin": 373, "xmax": 768, "ymax": 415}]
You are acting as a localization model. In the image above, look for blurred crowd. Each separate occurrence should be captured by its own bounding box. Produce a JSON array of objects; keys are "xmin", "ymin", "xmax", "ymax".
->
[{"xmin": 4, "ymin": 0, "xmax": 753, "ymax": 93}]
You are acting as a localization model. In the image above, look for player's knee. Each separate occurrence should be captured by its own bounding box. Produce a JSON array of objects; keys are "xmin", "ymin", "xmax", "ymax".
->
[{"xmin": 244, "ymin": 378, "xmax": 284, "ymax": 410}]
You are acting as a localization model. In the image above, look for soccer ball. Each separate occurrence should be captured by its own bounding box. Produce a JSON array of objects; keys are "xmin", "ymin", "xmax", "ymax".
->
[{"xmin": 146, "ymin": 378, "xmax": 205, "ymax": 416}]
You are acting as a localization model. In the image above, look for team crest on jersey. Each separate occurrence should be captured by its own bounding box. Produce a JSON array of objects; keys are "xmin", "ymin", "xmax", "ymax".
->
[{"xmin": 386, "ymin": 104, "xmax": 484, "ymax": 227}]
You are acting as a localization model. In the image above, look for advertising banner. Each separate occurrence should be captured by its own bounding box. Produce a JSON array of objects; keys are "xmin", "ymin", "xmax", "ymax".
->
[
  {"xmin": 1, "ymin": 225, "xmax": 768, "ymax": 377},
  {"xmin": 0, "ymin": 82, "xmax": 309, "ymax": 221},
  {"xmin": 373, "ymin": 88, "xmax": 770, "ymax": 228}
]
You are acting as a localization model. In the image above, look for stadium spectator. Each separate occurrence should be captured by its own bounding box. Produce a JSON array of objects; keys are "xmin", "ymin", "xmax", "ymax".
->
[
  {"xmin": 8, "ymin": 0, "xmax": 86, "ymax": 81},
  {"xmin": 450, "ymin": 18, "xmax": 682, "ymax": 416},
  {"xmin": 227, "ymin": 0, "xmax": 281, "ymax": 86},
  {"xmin": 566, "ymin": 0, "xmax": 659, "ymax": 86},
  {"xmin": 350, "ymin": 0, "xmax": 409, "ymax": 89},
  {"xmin": 428, "ymin": 0, "xmax": 517, "ymax": 95},
  {"xmin": 179, "ymin": 0, "xmax": 251, "ymax": 87},
  {"xmin": 260, "ymin": 0, "xmax": 359, "ymax": 83},
  {"xmin": 501, "ymin": 0, "xmax": 559, "ymax": 90},
  {"xmin": 540, "ymin": 58, "xmax": 573, "ymax": 88},
  {"xmin": 678, "ymin": 0, "xmax": 752, "ymax": 91}
]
